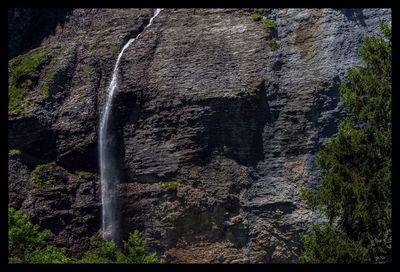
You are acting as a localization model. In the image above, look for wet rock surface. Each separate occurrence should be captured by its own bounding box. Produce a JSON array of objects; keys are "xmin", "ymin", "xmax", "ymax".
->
[{"xmin": 8, "ymin": 8, "xmax": 391, "ymax": 262}]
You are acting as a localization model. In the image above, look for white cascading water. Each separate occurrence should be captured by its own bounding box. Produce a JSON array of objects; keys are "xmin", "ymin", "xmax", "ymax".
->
[{"xmin": 99, "ymin": 8, "xmax": 162, "ymax": 241}]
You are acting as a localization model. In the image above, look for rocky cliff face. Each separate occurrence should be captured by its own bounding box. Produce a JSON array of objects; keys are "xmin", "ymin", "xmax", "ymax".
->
[{"xmin": 8, "ymin": 8, "xmax": 391, "ymax": 263}]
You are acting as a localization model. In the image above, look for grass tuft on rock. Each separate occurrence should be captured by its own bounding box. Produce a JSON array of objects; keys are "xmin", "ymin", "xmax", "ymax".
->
[
  {"xmin": 261, "ymin": 18, "xmax": 277, "ymax": 32},
  {"xmin": 75, "ymin": 170, "xmax": 90, "ymax": 179},
  {"xmin": 250, "ymin": 12, "xmax": 262, "ymax": 21},
  {"xmin": 160, "ymin": 181, "xmax": 178, "ymax": 190},
  {"xmin": 31, "ymin": 163, "xmax": 61, "ymax": 187},
  {"xmin": 9, "ymin": 149, "xmax": 21, "ymax": 157},
  {"xmin": 266, "ymin": 39, "xmax": 279, "ymax": 51},
  {"xmin": 8, "ymin": 48, "xmax": 51, "ymax": 117}
]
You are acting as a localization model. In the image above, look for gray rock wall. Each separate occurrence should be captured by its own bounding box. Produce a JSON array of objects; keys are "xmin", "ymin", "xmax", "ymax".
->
[{"xmin": 8, "ymin": 8, "xmax": 391, "ymax": 262}]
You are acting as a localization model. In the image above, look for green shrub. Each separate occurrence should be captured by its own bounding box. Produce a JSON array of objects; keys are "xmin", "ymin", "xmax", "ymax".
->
[
  {"xmin": 75, "ymin": 170, "xmax": 90, "ymax": 179},
  {"xmin": 78, "ymin": 238, "xmax": 126, "ymax": 264},
  {"xmin": 78, "ymin": 231, "xmax": 158, "ymax": 264},
  {"xmin": 84, "ymin": 43, "xmax": 95, "ymax": 52},
  {"xmin": 9, "ymin": 149, "xmax": 21, "ymax": 157},
  {"xmin": 261, "ymin": 18, "xmax": 277, "ymax": 32},
  {"xmin": 8, "ymin": 207, "xmax": 70, "ymax": 264},
  {"xmin": 250, "ymin": 12, "xmax": 262, "ymax": 21},
  {"xmin": 25, "ymin": 245, "xmax": 71, "ymax": 264},
  {"xmin": 165, "ymin": 212, "xmax": 178, "ymax": 222},
  {"xmin": 111, "ymin": 47, "xmax": 118, "ymax": 56},
  {"xmin": 31, "ymin": 163, "xmax": 61, "ymax": 187},
  {"xmin": 83, "ymin": 64, "xmax": 95, "ymax": 74},
  {"xmin": 9, "ymin": 207, "xmax": 156, "ymax": 264},
  {"xmin": 121, "ymin": 230, "xmax": 158, "ymax": 263},
  {"xmin": 42, "ymin": 84, "xmax": 49, "ymax": 98},
  {"xmin": 8, "ymin": 207, "xmax": 49, "ymax": 262},
  {"xmin": 160, "ymin": 181, "xmax": 178, "ymax": 190},
  {"xmin": 266, "ymin": 39, "xmax": 279, "ymax": 51}
]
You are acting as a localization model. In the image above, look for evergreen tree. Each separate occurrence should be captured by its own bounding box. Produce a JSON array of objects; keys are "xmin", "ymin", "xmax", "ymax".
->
[
  {"xmin": 78, "ymin": 231, "xmax": 158, "ymax": 264},
  {"xmin": 300, "ymin": 20, "xmax": 391, "ymax": 263},
  {"xmin": 121, "ymin": 230, "xmax": 158, "ymax": 263},
  {"xmin": 9, "ymin": 207, "xmax": 158, "ymax": 264},
  {"xmin": 8, "ymin": 207, "xmax": 71, "ymax": 264}
]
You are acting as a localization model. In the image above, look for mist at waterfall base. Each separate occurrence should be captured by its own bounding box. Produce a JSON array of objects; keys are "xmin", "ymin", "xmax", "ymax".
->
[{"xmin": 99, "ymin": 8, "xmax": 162, "ymax": 243}]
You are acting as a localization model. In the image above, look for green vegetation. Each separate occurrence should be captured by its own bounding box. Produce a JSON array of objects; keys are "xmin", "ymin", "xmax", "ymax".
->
[
  {"xmin": 8, "ymin": 48, "xmax": 51, "ymax": 117},
  {"xmin": 79, "ymin": 231, "xmax": 157, "ymax": 264},
  {"xmin": 31, "ymin": 163, "xmax": 61, "ymax": 187},
  {"xmin": 83, "ymin": 64, "xmax": 95, "ymax": 74},
  {"xmin": 193, "ymin": 9, "xmax": 207, "ymax": 16},
  {"xmin": 299, "ymin": 21, "xmax": 391, "ymax": 263},
  {"xmin": 165, "ymin": 212, "xmax": 178, "ymax": 222},
  {"xmin": 9, "ymin": 149, "xmax": 21, "ymax": 157},
  {"xmin": 160, "ymin": 181, "xmax": 178, "ymax": 190},
  {"xmin": 261, "ymin": 18, "xmax": 277, "ymax": 32},
  {"xmin": 41, "ymin": 60, "xmax": 63, "ymax": 98},
  {"xmin": 42, "ymin": 84, "xmax": 50, "ymax": 98},
  {"xmin": 299, "ymin": 223, "xmax": 370, "ymax": 263},
  {"xmin": 9, "ymin": 207, "xmax": 158, "ymax": 264},
  {"xmin": 77, "ymin": 238, "xmax": 126, "ymax": 263},
  {"xmin": 266, "ymin": 39, "xmax": 279, "ymax": 51},
  {"xmin": 250, "ymin": 12, "xmax": 262, "ymax": 21},
  {"xmin": 75, "ymin": 170, "xmax": 90, "ymax": 179},
  {"xmin": 24, "ymin": 245, "xmax": 71, "ymax": 264},
  {"xmin": 250, "ymin": 13, "xmax": 279, "ymax": 51},
  {"xmin": 8, "ymin": 207, "xmax": 71, "ymax": 264},
  {"xmin": 111, "ymin": 47, "xmax": 118, "ymax": 56},
  {"xmin": 84, "ymin": 43, "xmax": 95, "ymax": 52}
]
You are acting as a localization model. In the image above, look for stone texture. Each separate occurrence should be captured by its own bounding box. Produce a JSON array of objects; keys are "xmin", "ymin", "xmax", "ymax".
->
[{"xmin": 8, "ymin": 8, "xmax": 391, "ymax": 262}]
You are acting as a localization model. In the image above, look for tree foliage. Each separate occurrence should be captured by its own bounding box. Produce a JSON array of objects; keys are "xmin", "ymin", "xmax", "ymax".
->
[
  {"xmin": 25, "ymin": 246, "xmax": 71, "ymax": 264},
  {"xmin": 78, "ymin": 239, "xmax": 126, "ymax": 264},
  {"xmin": 9, "ymin": 207, "xmax": 158, "ymax": 264},
  {"xmin": 299, "ymin": 223, "xmax": 370, "ymax": 264},
  {"xmin": 78, "ymin": 231, "xmax": 158, "ymax": 264},
  {"xmin": 300, "ymin": 20, "xmax": 391, "ymax": 263},
  {"xmin": 121, "ymin": 230, "xmax": 158, "ymax": 263},
  {"xmin": 8, "ymin": 207, "xmax": 70, "ymax": 264}
]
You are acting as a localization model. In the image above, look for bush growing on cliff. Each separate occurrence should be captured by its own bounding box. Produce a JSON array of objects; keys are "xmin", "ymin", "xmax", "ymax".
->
[
  {"xmin": 31, "ymin": 162, "xmax": 62, "ymax": 187},
  {"xmin": 160, "ymin": 181, "xmax": 178, "ymax": 190},
  {"xmin": 78, "ymin": 238, "xmax": 126, "ymax": 263},
  {"xmin": 300, "ymin": 20, "xmax": 391, "ymax": 263},
  {"xmin": 266, "ymin": 39, "xmax": 279, "ymax": 51},
  {"xmin": 78, "ymin": 231, "xmax": 158, "ymax": 263},
  {"xmin": 9, "ymin": 207, "xmax": 158, "ymax": 264},
  {"xmin": 250, "ymin": 12, "xmax": 262, "ymax": 21},
  {"xmin": 261, "ymin": 18, "xmax": 277, "ymax": 32},
  {"xmin": 8, "ymin": 207, "xmax": 70, "ymax": 263},
  {"xmin": 122, "ymin": 230, "xmax": 158, "ymax": 263}
]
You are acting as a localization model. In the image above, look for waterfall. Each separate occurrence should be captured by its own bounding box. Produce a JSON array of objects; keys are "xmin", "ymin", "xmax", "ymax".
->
[{"xmin": 99, "ymin": 8, "xmax": 162, "ymax": 241}]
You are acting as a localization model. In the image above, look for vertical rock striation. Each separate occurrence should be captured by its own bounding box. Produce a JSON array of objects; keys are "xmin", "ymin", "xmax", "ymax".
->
[{"xmin": 8, "ymin": 8, "xmax": 391, "ymax": 262}]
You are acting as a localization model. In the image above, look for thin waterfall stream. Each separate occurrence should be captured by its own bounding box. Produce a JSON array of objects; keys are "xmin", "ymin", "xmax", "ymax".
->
[{"xmin": 99, "ymin": 8, "xmax": 162, "ymax": 241}]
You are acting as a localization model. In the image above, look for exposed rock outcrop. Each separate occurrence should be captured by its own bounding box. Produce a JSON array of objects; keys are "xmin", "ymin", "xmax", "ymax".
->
[{"xmin": 8, "ymin": 8, "xmax": 391, "ymax": 262}]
